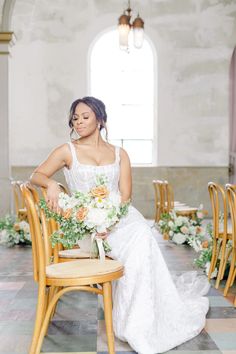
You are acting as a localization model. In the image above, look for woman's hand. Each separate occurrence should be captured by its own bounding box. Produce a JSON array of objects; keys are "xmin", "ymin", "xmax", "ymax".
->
[
  {"xmin": 96, "ymin": 231, "xmax": 108, "ymax": 240},
  {"xmin": 46, "ymin": 180, "xmax": 61, "ymax": 213}
]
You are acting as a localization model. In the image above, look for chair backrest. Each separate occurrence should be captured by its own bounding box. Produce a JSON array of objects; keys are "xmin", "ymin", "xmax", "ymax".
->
[
  {"xmin": 162, "ymin": 180, "xmax": 175, "ymax": 213},
  {"xmin": 11, "ymin": 180, "xmax": 25, "ymax": 216},
  {"xmin": 21, "ymin": 183, "xmax": 53, "ymax": 282},
  {"xmin": 208, "ymin": 182, "xmax": 228, "ymax": 239},
  {"xmin": 40, "ymin": 182, "xmax": 69, "ymax": 260},
  {"xmin": 153, "ymin": 180, "xmax": 164, "ymax": 221},
  {"xmin": 226, "ymin": 184, "xmax": 236, "ymax": 249}
]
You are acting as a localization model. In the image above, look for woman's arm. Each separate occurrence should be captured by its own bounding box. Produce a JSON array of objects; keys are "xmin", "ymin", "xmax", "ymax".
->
[
  {"xmin": 30, "ymin": 144, "xmax": 70, "ymax": 212},
  {"xmin": 119, "ymin": 147, "xmax": 132, "ymax": 203}
]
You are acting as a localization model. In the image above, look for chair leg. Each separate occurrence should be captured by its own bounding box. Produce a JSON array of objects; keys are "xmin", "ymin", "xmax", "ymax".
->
[
  {"xmin": 208, "ymin": 239, "xmax": 218, "ymax": 280},
  {"xmin": 34, "ymin": 288, "xmax": 63, "ymax": 354},
  {"xmin": 103, "ymin": 282, "xmax": 115, "ymax": 354},
  {"xmin": 29, "ymin": 284, "xmax": 47, "ymax": 354},
  {"xmin": 215, "ymin": 239, "xmax": 227, "ymax": 289},
  {"xmin": 223, "ymin": 251, "xmax": 235, "ymax": 297}
]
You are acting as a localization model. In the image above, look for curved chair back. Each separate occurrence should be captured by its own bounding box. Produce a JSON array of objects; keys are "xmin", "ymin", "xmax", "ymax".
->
[
  {"xmin": 11, "ymin": 180, "xmax": 27, "ymax": 219},
  {"xmin": 21, "ymin": 183, "xmax": 54, "ymax": 282},
  {"xmin": 226, "ymin": 184, "xmax": 236, "ymax": 250},
  {"xmin": 153, "ymin": 180, "xmax": 164, "ymax": 222},
  {"xmin": 208, "ymin": 182, "xmax": 228, "ymax": 239}
]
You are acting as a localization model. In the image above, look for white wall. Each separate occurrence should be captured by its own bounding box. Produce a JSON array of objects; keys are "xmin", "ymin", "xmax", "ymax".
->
[{"xmin": 9, "ymin": 0, "xmax": 236, "ymax": 167}]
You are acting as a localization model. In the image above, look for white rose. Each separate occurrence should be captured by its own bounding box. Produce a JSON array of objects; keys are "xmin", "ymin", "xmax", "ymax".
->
[
  {"xmin": 175, "ymin": 217, "xmax": 183, "ymax": 227},
  {"xmin": 169, "ymin": 230, "xmax": 174, "ymax": 237},
  {"xmin": 172, "ymin": 233, "xmax": 187, "ymax": 245},
  {"xmin": 85, "ymin": 208, "xmax": 108, "ymax": 228},
  {"xmin": 168, "ymin": 221, "xmax": 174, "ymax": 228}
]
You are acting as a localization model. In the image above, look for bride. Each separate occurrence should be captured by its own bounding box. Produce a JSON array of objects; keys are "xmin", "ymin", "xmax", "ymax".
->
[{"xmin": 30, "ymin": 96, "xmax": 210, "ymax": 354}]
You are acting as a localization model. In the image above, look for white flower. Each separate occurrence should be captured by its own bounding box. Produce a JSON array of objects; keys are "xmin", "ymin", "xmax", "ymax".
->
[
  {"xmin": 175, "ymin": 217, "xmax": 183, "ymax": 227},
  {"xmin": 205, "ymin": 262, "xmax": 218, "ymax": 279},
  {"xmin": 169, "ymin": 230, "xmax": 174, "ymax": 237},
  {"xmin": 168, "ymin": 221, "xmax": 174, "ymax": 228},
  {"xmin": 85, "ymin": 208, "xmax": 108, "ymax": 232},
  {"xmin": 172, "ymin": 233, "xmax": 187, "ymax": 244},
  {"xmin": 19, "ymin": 221, "xmax": 30, "ymax": 233},
  {"xmin": 58, "ymin": 193, "xmax": 79, "ymax": 211}
]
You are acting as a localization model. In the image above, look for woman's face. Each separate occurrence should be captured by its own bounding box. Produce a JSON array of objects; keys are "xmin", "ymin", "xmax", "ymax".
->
[{"xmin": 72, "ymin": 102, "xmax": 98, "ymax": 137}]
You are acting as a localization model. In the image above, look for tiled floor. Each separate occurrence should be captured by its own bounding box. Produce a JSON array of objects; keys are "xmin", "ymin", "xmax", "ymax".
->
[{"xmin": 0, "ymin": 224, "xmax": 235, "ymax": 354}]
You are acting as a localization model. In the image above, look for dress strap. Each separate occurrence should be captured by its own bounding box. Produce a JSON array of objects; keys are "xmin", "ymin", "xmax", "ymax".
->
[
  {"xmin": 115, "ymin": 146, "xmax": 120, "ymax": 164},
  {"xmin": 67, "ymin": 141, "xmax": 78, "ymax": 165}
]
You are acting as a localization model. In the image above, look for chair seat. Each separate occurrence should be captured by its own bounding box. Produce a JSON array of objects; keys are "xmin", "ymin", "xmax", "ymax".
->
[
  {"xmin": 59, "ymin": 249, "xmax": 91, "ymax": 259},
  {"xmin": 46, "ymin": 259, "xmax": 123, "ymax": 279}
]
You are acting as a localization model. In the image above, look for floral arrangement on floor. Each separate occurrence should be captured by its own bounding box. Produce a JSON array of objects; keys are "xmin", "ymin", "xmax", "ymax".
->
[
  {"xmin": 39, "ymin": 174, "xmax": 130, "ymax": 259},
  {"xmin": 0, "ymin": 215, "xmax": 31, "ymax": 247},
  {"xmin": 157, "ymin": 207, "xmax": 220, "ymax": 278},
  {"xmin": 157, "ymin": 206, "xmax": 205, "ymax": 245}
]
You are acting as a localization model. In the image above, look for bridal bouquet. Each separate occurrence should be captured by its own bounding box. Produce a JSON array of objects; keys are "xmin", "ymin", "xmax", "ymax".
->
[
  {"xmin": 158, "ymin": 206, "xmax": 206, "ymax": 245},
  {"xmin": 39, "ymin": 174, "xmax": 130, "ymax": 258}
]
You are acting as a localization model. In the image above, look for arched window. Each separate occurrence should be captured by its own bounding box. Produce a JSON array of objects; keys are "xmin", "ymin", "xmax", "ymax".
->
[{"xmin": 89, "ymin": 29, "xmax": 156, "ymax": 165}]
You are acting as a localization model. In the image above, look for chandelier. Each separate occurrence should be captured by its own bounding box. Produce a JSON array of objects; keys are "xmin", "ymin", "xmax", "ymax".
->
[{"xmin": 118, "ymin": 1, "xmax": 144, "ymax": 51}]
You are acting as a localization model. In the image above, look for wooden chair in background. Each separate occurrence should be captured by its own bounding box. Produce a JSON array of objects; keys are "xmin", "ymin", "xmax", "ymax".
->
[
  {"xmin": 11, "ymin": 180, "xmax": 28, "ymax": 220},
  {"xmin": 21, "ymin": 183, "xmax": 124, "ymax": 354},
  {"xmin": 153, "ymin": 179, "xmax": 196, "ymax": 222},
  {"xmin": 208, "ymin": 182, "xmax": 232, "ymax": 288},
  {"xmin": 224, "ymin": 184, "xmax": 236, "ymax": 305}
]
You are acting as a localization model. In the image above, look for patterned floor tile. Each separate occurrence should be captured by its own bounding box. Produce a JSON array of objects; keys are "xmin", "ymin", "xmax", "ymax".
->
[
  {"xmin": 41, "ymin": 334, "xmax": 97, "ymax": 352},
  {"xmin": 208, "ymin": 296, "xmax": 232, "ymax": 307},
  {"xmin": 208, "ymin": 333, "xmax": 236, "ymax": 350},
  {"xmin": 207, "ymin": 307, "xmax": 236, "ymax": 319},
  {"xmin": 205, "ymin": 318, "xmax": 236, "ymax": 332},
  {"xmin": 174, "ymin": 330, "xmax": 219, "ymax": 351}
]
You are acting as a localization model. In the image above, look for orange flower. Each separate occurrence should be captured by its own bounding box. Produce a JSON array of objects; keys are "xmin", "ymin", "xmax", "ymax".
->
[
  {"xmin": 90, "ymin": 185, "xmax": 109, "ymax": 199},
  {"xmin": 76, "ymin": 207, "xmax": 88, "ymax": 221},
  {"xmin": 202, "ymin": 240, "xmax": 209, "ymax": 249},
  {"xmin": 63, "ymin": 208, "xmax": 72, "ymax": 219},
  {"xmin": 13, "ymin": 223, "xmax": 20, "ymax": 231}
]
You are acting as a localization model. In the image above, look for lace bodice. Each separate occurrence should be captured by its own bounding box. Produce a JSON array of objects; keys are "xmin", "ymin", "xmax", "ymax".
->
[{"xmin": 63, "ymin": 142, "xmax": 120, "ymax": 194}]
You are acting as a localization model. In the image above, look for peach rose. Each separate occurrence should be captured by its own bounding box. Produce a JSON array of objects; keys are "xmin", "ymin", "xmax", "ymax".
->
[
  {"xmin": 13, "ymin": 223, "xmax": 20, "ymax": 231},
  {"xmin": 202, "ymin": 240, "xmax": 209, "ymax": 248},
  {"xmin": 180, "ymin": 226, "xmax": 189, "ymax": 234},
  {"xmin": 91, "ymin": 185, "xmax": 109, "ymax": 199},
  {"xmin": 63, "ymin": 208, "xmax": 72, "ymax": 219},
  {"xmin": 76, "ymin": 207, "xmax": 88, "ymax": 221},
  {"xmin": 196, "ymin": 226, "xmax": 203, "ymax": 234}
]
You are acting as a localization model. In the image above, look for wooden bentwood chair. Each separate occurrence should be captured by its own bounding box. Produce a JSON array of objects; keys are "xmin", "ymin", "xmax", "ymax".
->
[
  {"xmin": 208, "ymin": 182, "xmax": 232, "ymax": 288},
  {"xmin": 21, "ymin": 183, "xmax": 124, "ymax": 354},
  {"xmin": 153, "ymin": 179, "xmax": 197, "ymax": 222},
  {"xmin": 225, "ymin": 184, "xmax": 236, "ymax": 305}
]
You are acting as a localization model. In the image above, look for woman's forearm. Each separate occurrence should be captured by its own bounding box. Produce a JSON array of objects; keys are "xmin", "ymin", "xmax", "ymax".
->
[{"xmin": 30, "ymin": 171, "xmax": 57, "ymax": 188}]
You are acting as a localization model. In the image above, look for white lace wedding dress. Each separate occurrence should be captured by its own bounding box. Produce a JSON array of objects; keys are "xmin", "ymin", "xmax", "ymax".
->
[{"xmin": 64, "ymin": 142, "xmax": 210, "ymax": 354}]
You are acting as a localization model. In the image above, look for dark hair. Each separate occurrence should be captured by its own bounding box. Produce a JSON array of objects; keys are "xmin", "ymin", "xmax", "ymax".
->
[{"xmin": 69, "ymin": 96, "xmax": 107, "ymax": 131}]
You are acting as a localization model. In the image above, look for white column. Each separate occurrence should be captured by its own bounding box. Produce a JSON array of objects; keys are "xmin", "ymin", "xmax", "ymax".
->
[{"xmin": 0, "ymin": 32, "xmax": 15, "ymax": 216}]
